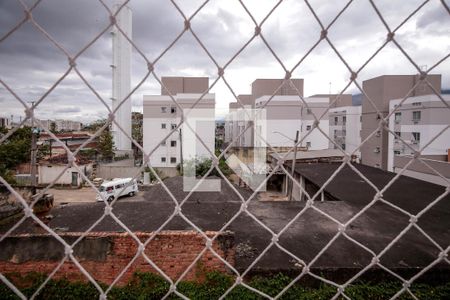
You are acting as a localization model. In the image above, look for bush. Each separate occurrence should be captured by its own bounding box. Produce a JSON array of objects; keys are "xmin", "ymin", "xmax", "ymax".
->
[{"xmin": 1, "ymin": 271, "xmax": 450, "ymax": 300}]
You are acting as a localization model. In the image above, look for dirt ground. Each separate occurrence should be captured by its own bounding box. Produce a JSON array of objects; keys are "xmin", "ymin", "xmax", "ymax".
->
[{"xmin": 48, "ymin": 187, "xmax": 144, "ymax": 205}]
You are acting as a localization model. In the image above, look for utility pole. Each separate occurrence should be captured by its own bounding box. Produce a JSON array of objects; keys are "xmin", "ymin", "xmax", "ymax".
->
[
  {"xmin": 30, "ymin": 101, "xmax": 37, "ymax": 197},
  {"xmin": 288, "ymin": 130, "xmax": 299, "ymax": 201}
]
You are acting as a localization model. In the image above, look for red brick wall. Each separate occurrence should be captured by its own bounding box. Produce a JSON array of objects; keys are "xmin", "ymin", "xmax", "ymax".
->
[{"xmin": 0, "ymin": 231, "xmax": 234, "ymax": 285}]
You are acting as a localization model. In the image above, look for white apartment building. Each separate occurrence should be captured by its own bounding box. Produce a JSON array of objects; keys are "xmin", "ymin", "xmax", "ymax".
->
[
  {"xmin": 143, "ymin": 77, "xmax": 215, "ymax": 177},
  {"xmin": 0, "ymin": 116, "xmax": 11, "ymax": 129},
  {"xmin": 254, "ymin": 95, "xmax": 330, "ymax": 150},
  {"xmin": 387, "ymin": 94, "xmax": 450, "ymax": 185},
  {"xmin": 328, "ymin": 106, "xmax": 362, "ymax": 157}
]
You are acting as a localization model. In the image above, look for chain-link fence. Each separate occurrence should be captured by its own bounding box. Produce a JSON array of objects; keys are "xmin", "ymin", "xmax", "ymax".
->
[{"xmin": 1, "ymin": 0, "xmax": 449, "ymax": 299}]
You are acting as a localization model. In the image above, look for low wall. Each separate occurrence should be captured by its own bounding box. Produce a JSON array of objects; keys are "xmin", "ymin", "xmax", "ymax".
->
[
  {"xmin": 0, "ymin": 231, "xmax": 234, "ymax": 285},
  {"xmin": 96, "ymin": 166, "xmax": 142, "ymax": 180}
]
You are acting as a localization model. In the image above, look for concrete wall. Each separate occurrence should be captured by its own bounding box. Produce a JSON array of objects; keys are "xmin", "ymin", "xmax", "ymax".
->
[
  {"xmin": 391, "ymin": 155, "xmax": 450, "ymax": 186},
  {"xmin": 96, "ymin": 165, "xmax": 142, "ymax": 180},
  {"xmin": 0, "ymin": 231, "xmax": 234, "ymax": 285},
  {"xmin": 161, "ymin": 77, "xmax": 209, "ymax": 95},
  {"xmin": 38, "ymin": 164, "xmax": 93, "ymax": 187},
  {"xmin": 251, "ymin": 78, "xmax": 304, "ymax": 100},
  {"xmin": 310, "ymin": 94, "xmax": 353, "ymax": 108}
]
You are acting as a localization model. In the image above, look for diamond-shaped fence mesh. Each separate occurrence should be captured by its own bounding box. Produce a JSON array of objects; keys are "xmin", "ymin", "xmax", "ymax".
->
[{"xmin": 0, "ymin": 0, "xmax": 449, "ymax": 299}]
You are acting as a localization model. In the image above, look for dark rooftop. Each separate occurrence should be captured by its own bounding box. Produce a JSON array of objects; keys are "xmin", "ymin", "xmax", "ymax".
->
[{"xmin": 2, "ymin": 169, "xmax": 449, "ymax": 280}]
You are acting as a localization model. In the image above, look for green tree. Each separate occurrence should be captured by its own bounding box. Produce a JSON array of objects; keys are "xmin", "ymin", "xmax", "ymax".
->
[
  {"xmin": 83, "ymin": 119, "xmax": 107, "ymax": 133},
  {"xmin": 98, "ymin": 128, "xmax": 115, "ymax": 161},
  {"xmin": 177, "ymin": 152, "xmax": 232, "ymax": 178},
  {"xmin": 49, "ymin": 122, "xmax": 57, "ymax": 133},
  {"xmin": 0, "ymin": 127, "xmax": 32, "ymax": 183}
]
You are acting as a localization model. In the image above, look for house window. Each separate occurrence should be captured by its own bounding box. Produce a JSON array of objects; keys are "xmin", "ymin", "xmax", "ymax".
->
[
  {"xmin": 161, "ymin": 157, "xmax": 166, "ymax": 163},
  {"xmin": 171, "ymin": 124, "xmax": 177, "ymax": 130},
  {"xmin": 170, "ymin": 140, "xmax": 176, "ymax": 147},
  {"xmin": 342, "ymin": 116, "xmax": 346, "ymax": 125},
  {"xmin": 306, "ymin": 125, "xmax": 311, "ymax": 131},
  {"xmin": 171, "ymin": 106, "xmax": 176, "ymax": 113},
  {"xmin": 170, "ymin": 157, "xmax": 177, "ymax": 163},
  {"xmin": 412, "ymin": 111, "xmax": 421, "ymax": 122},
  {"xmin": 306, "ymin": 142, "xmax": 311, "ymax": 148},
  {"xmin": 161, "ymin": 107, "xmax": 167, "ymax": 113},
  {"xmin": 161, "ymin": 123, "xmax": 166, "ymax": 129},
  {"xmin": 412, "ymin": 132, "xmax": 420, "ymax": 143},
  {"xmin": 394, "ymin": 112, "xmax": 401, "ymax": 123},
  {"xmin": 334, "ymin": 116, "xmax": 338, "ymax": 125}
]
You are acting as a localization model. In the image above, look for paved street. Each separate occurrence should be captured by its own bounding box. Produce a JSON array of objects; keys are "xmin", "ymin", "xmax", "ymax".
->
[{"xmin": 48, "ymin": 187, "xmax": 144, "ymax": 205}]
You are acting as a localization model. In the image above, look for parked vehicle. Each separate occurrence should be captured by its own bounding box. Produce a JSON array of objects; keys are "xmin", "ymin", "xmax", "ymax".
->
[{"xmin": 96, "ymin": 178, "xmax": 138, "ymax": 202}]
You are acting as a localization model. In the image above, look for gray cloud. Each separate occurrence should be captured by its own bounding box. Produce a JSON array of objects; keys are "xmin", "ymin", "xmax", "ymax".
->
[{"xmin": 0, "ymin": 0, "xmax": 449, "ymax": 122}]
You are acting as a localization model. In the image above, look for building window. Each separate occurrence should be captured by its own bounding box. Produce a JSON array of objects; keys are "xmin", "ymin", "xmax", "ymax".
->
[
  {"xmin": 342, "ymin": 116, "xmax": 346, "ymax": 125},
  {"xmin": 161, "ymin": 107, "xmax": 167, "ymax": 113},
  {"xmin": 412, "ymin": 111, "xmax": 421, "ymax": 122},
  {"xmin": 342, "ymin": 130, "xmax": 346, "ymax": 136},
  {"xmin": 170, "ymin": 140, "xmax": 176, "ymax": 147},
  {"xmin": 412, "ymin": 132, "xmax": 420, "ymax": 143},
  {"xmin": 171, "ymin": 106, "xmax": 176, "ymax": 113},
  {"xmin": 394, "ymin": 112, "xmax": 401, "ymax": 123},
  {"xmin": 341, "ymin": 144, "xmax": 346, "ymax": 150},
  {"xmin": 394, "ymin": 131, "xmax": 401, "ymax": 140},
  {"xmin": 412, "ymin": 102, "xmax": 422, "ymax": 106},
  {"xmin": 394, "ymin": 150, "xmax": 401, "ymax": 155},
  {"xmin": 306, "ymin": 142, "xmax": 311, "ymax": 148},
  {"xmin": 334, "ymin": 116, "xmax": 338, "ymax": 125},
  {"xmin": 161, "ymin": 123, "xmax": 166, "ymax": 129},
  {"xmin": 171, "ymin": 124, "xmax": 177, "ymax": 130},
  {"xmin": 161, "ymin": 157, "xmax": 166, "ymax": 163},
  {"xmin": 333, "ymin": 129, "xmax": 338, "ymax": 138},
  {"xmin": 170, "ymin": 157, "xmax": 177, "ymax": 163},
  {"xmin": 306, "ymin": 125, "xmax": 311, "ymax": 131}
]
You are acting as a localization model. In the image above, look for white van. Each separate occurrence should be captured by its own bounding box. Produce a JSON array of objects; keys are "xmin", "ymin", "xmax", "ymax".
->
[{"xmin": 96, "ymin": 178, "xmax": 138, "ymax": 202}]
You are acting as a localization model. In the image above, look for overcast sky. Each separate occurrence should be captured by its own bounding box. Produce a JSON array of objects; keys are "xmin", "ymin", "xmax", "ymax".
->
[{"xmin": 0, "ymin": 0, "xmax": 449, "ymax": 123}]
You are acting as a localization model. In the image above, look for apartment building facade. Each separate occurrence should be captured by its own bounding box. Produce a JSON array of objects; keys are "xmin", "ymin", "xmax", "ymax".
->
[
  {"xmin": 387, "ymin": 94, "xmax": 450, "ymax": 185},
  {"xmin": 225, "ymin": 78, "xmax": 305, "ymax": 148},
  {"xmin": 0, "ymin": 116, "xmax": 11, "ymax": 129},
  {"xmin": 329, "ymin": 105, "xmax": 362, "ymax": 158},
  {"xmin": 360, "ymin": 74, "xmax": 441, "ymax": 170},
  {"xmin": 254, "ymin": 95, "xmax": 330, "ymax": 150},
  {"xmin": 143, "ymin": 77, "xmax": 215, "ymax": 176}
]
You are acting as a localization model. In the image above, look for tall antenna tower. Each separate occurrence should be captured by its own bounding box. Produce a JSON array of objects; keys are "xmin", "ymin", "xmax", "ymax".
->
[{"xmin": 111, "ymin": 3, "xmax": 132, "ymax": 155}]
